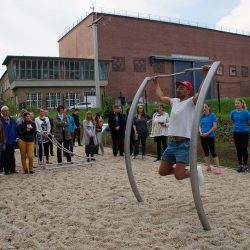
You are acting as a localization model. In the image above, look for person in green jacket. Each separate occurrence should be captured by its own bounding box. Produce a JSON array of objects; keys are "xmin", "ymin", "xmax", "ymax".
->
[{"xmin": 53, "ymin": 105, "xmax": 71, "ymax": 164}]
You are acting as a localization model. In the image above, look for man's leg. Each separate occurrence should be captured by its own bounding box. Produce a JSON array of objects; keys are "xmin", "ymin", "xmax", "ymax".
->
[
  {"xmin": 159, "ymin": 161, "xmax": 175, "ymax": 176},
  {"xmin": 174, "ymin": 163, "xmax": 190, "ymax": 180}
]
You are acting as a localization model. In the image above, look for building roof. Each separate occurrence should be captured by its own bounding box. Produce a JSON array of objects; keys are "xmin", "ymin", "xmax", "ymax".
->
[{"xmin": 58, "ymin": 10, "xmax": 250, "ymax": 42}]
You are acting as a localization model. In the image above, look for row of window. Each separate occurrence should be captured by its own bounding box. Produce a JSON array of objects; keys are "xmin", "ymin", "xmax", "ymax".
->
[
  {"xmin": 0, "ymin": 79, "xmax": 10, "ymax": 93},
  {"xmin": 25, "ymin": 92, "xmax": 86, "ymax": 108},
  {"xmin": 111, "ymin": 57, "xmax": 250, "ymax": 77},
  {"xmin": 216, "ymin": 65, "xmax": 249, "ymax": 77},
  {"xmin": 12, "ymin": 59, "xmax": 109, "ymax": 81}
]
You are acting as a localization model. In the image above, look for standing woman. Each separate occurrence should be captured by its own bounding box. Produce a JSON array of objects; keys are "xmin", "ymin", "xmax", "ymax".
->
[
  {"xmin": 199, "ymin": 103, "xmax": 221, "ymax": 174},
  {"xmin": 83, "ymin": 111, "xmax": 98, "ymax": 162},
  {"xmin": 17, "ymin": 112, "xmax": 37, "ymax": 174},
  {"xmin": 95, "ymin": 113, "xmax": 104, "ymax": 155},
  {"xmin": 133, "ymin": 105, "xmax": 151, "ymax": 160},
  {"xmin": 230, "ymin": 98, "xmax": 250, "ymax": 172},
  {"xmin": 151, "ymin": 104, "xmax": 169, "ymax": 162},
  {"xmin": 35, "ymin": 108, "xmax": 51, "ymax": 164}
]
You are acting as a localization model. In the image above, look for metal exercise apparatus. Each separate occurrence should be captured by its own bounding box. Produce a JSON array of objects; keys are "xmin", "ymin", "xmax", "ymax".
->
[
  {"xmin": 124, "ymin": 61, "xmax": 221, "ymax": 230},
  {"xmin": 36, "ymin": 131, "xmax": 91, "ymax": 170}
]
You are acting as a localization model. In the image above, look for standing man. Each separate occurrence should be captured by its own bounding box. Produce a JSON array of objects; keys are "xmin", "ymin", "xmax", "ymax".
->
[
  {"xmin": 0, "ymin": 106, "xmax": 18, "ymax": 175},
  {"xmin": 53, "ymin": 105, "xmax": 71, "ymax": 164},
  {"xmin": 108, "ymin": 105, "xmax": 126, "ymax": 156},
  {"xmin": 152, "ymin": 65, "xmax": 209, "ymax": 185},
  {"xmin": 72, "ymin": 108, "xmax": 82, "ymax": 146}
]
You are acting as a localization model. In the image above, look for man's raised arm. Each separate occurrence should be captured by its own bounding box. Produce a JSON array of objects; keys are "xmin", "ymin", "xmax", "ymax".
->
[
  {"xmin": 152, "ymin": 78, "xmax": 171, "ymax": 106},
  {"xmin": 193, "ymin": 65, "xmax": 210, "ymax": 105}
]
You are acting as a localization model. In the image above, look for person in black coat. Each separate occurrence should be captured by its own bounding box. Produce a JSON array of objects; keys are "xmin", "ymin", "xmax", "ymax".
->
[{"xmin": 108, "ymin": 105, "xmax": 126, "ymax": 156}]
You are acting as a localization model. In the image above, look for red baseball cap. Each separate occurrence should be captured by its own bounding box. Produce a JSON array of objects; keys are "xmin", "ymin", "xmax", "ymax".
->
[{"xmin": 176, "ymin": 81, "xmax": 193, "ymax": 93}]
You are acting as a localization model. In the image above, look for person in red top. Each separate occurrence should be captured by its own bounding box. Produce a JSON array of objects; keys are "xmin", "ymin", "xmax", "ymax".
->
[{"xmin": 95, "ymin": 113, "xmax": 104, "ymax": 155}]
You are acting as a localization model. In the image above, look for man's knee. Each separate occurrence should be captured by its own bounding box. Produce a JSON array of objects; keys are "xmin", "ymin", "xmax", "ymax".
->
[
  {"xmin": 174, "ymin": 173, "xmax": 184, "ymax": 180},
  {"xmin": 158, "ymin": 162, "xmax": 174, "ymax": 176},
  {"xmin": 159, "ymin": 168, "xmax": 168, "ymax": 176}
]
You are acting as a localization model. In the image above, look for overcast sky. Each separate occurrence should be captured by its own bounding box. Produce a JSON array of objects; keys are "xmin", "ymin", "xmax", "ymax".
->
[{"xmin": 0, "ymin": 0, "xmax": 249, "ymax": 75}]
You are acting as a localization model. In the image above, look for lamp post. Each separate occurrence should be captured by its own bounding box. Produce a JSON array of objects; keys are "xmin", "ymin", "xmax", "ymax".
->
[{"xmin": 91, "ymin": 15, "xmax": 103, "ymax": 108}]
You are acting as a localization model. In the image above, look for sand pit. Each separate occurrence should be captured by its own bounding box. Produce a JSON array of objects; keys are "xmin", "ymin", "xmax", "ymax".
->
[{"xmin": 0, "ymin": 147, "xmax": 250, "ymax": 250}]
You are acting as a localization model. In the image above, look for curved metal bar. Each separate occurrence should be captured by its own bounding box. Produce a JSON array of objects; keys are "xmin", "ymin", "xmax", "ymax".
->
[
  {"xmin": 189, "ymin": 61, "xmax": 221, "ymax": 230},
  {"xmin": 152, "ymin": 67, "xmax": 207, "ymax": 79},
  {"xmin": 125, "ymin": 77, "xmax": 152, "ymax": 202}
]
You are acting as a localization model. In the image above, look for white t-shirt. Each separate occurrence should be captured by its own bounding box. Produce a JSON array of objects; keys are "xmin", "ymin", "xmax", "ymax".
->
[{"xmin": 168, "ymin": 97, "xmax": 195, "ymax": 139}]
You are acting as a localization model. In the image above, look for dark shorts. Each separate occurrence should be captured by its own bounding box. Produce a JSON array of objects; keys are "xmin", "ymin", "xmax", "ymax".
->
[{"xmin": 162, "ymin": 138, "xmax": 190, "ymax": 165}]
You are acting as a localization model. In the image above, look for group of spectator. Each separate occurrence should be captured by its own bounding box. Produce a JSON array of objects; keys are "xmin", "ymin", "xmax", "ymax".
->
[
  {"xmin": 108, "ymin": 97, "xmax": 250, "ymax": 174},
  {"xmin": 108, "ymin": 104, "xmax": 169, "ymax": 161},
  {"xmin": 0, "ymin": 97, "xmax": 249, "ymax": 176},
  {"xmin": 0, "ymin": 105, "xmax": 104, "ymax": 174}
]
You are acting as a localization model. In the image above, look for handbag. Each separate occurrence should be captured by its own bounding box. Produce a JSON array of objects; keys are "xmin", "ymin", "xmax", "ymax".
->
[{"xmin": 86, "ymin": 137, "xmax": 99, "ymax": 155}]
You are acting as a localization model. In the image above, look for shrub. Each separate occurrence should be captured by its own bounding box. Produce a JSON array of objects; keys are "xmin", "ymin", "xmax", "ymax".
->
[{"xmin": 103, "ymin": 96, "xmax": 115, "ymax": 118}]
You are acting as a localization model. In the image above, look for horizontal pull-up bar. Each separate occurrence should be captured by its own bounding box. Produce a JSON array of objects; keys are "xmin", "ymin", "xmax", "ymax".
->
[{"xmin": 150, "ymin": 66, "xmax": 211, "ymax": 80}]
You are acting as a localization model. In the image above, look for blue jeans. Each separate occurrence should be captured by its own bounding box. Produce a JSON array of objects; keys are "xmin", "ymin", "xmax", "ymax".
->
[{"xmin": 162, "ymin": 138, "xmax": 190, "ymax": 164}]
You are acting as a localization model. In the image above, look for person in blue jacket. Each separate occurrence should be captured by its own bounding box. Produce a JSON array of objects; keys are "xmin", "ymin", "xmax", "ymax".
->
[
  {"xmin": 64, "ymin": 108, "xmax": 76, "ymax": 153},
  {"xmin": 0, "ymin": 106, "xmax": 18, "ymax": 175},
  {"xmin": 199, "ymin": 103, "xmax": 221, "ymax": 174},
  {"xmin": 230, "ymin": 98, "xmax": 250, "ymax": 173}
]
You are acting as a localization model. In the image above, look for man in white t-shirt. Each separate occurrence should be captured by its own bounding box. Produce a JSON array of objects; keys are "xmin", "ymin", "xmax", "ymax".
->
[{"xmin": 152, "ymin": 66, "xmax": 209, "ymax": 185}]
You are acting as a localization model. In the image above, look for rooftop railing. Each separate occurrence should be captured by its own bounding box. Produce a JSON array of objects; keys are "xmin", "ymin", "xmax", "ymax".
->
[{"xmin": 58, "ymin": 6, "xmax": 250, "ymax": 40}]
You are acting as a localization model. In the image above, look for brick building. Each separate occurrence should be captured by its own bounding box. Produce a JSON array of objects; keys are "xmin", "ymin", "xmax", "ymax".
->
[
  {"xmin": 1, "ymin": 10, "xmax": 250, "ymax": 107},
  {"xmin": 58, "ymin": 12, "xmax": 250, "ymax": 102}
]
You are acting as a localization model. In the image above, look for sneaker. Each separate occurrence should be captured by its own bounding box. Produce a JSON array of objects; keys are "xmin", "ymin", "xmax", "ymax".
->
[
  {"xmin": 29, "ymin": 171, "xmax": 35, "ymax": 174},
  {"xmin": 206, "ymin": 166, "xmax": 212, "ymax": 172},
  {"xmin": 24, "ymin": 170, "xmax": 28, "ymax": 174},
  {"xmin": 197, "ymin": 165, "xmax": 204, "ymax": 186},
  {"xmin": 236, "ymin": 165, "xmax": 243, "ymax": 173},
  {"xmin": 214, "ymin": 167, "xmax": 222, "ymax": 175},
  {"xmin": 242, "ymin": 165, "xmax": 248, "ymax": 173}
]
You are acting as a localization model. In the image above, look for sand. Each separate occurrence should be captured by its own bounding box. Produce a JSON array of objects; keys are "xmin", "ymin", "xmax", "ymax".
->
[{"xmin": 0, "ymin": 147, "xmax": 250, "ymax": 250}]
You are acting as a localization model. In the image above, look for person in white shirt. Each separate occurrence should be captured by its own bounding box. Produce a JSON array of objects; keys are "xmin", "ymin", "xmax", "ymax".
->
[
  {"xmin": 151, "ymin": 104, "xmax": 169, "ymax": 162},
  {"xmin": 35, "ymin": 109, "xmax": 51, "ymax": 164},
  {"xmin": 152, "ymin": 65, "xmax": 209, "ymax": 185}
]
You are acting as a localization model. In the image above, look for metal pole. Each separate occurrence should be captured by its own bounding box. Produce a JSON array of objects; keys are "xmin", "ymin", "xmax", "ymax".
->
[
  {"xmin": 93, "ymin": 22, "xmax": 101, "ymax": 108},
  {"xmin": 144, "ymin": 90, "xmax": 148, "ymax": 113},
  {"xmin": 217, "ymin": 81, "xmax": 221, "ymax": 113},
  {"xmin": 189, "ymin": 61, "xmax": 221, "ymax": 230},
  {"xmin": 120, "ymin": 91, "xmax": 123, "ymax": 113},
  {"xmin": 86, "ymin": 92, "xmax": 88, "ymax": 111},
  {"xmin": 125, "ymin": 77, "xmax": 151, "ymax": 202}
]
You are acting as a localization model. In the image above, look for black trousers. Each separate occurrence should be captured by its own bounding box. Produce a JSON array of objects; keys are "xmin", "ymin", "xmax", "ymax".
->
[
  {"xmin": 74, "ymin": 127, "xmax": 81, "ymax": 145},
  {"xmin": 154, "ymin": 136, "xmax": 167, "ymax": 160},
  {"xmin": 2, "ymin": 145, "xmax": 16, "ymax": 174},
  {"xmin": 134, "ymin": 133, "xmax": 147, "ymax": 156},
  {"xmin": 48, "ymin": 134, "xmax": 54, "ymax": 154},
  {"xmin": 57, "ymin": 140, "xmax": 71, "ymax": 163},
  {"xmin": 233, "ymin": 132, "xmax": 249, "ymax": 165},
  {"xmin": 111, "ymin": 131, "xmax": 124, "ymax": 156},
  {"xmin": 38, "ymin": 141, "xmax": 49, "ymax": 162},
  {"xmin": 200, "ymin": 136, "xmax": 217, "ymax": 158}
]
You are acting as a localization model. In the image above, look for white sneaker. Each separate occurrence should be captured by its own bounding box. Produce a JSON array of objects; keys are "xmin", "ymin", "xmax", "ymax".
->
[{"xmin": 197, "ymin": 165, "xmax": 204, "ymax": 186}]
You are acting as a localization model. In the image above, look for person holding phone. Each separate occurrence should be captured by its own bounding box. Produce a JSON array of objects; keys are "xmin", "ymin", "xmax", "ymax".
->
[{"xmin": 151, "ymin": 104, "xmax": 169, "ymax": 162}]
